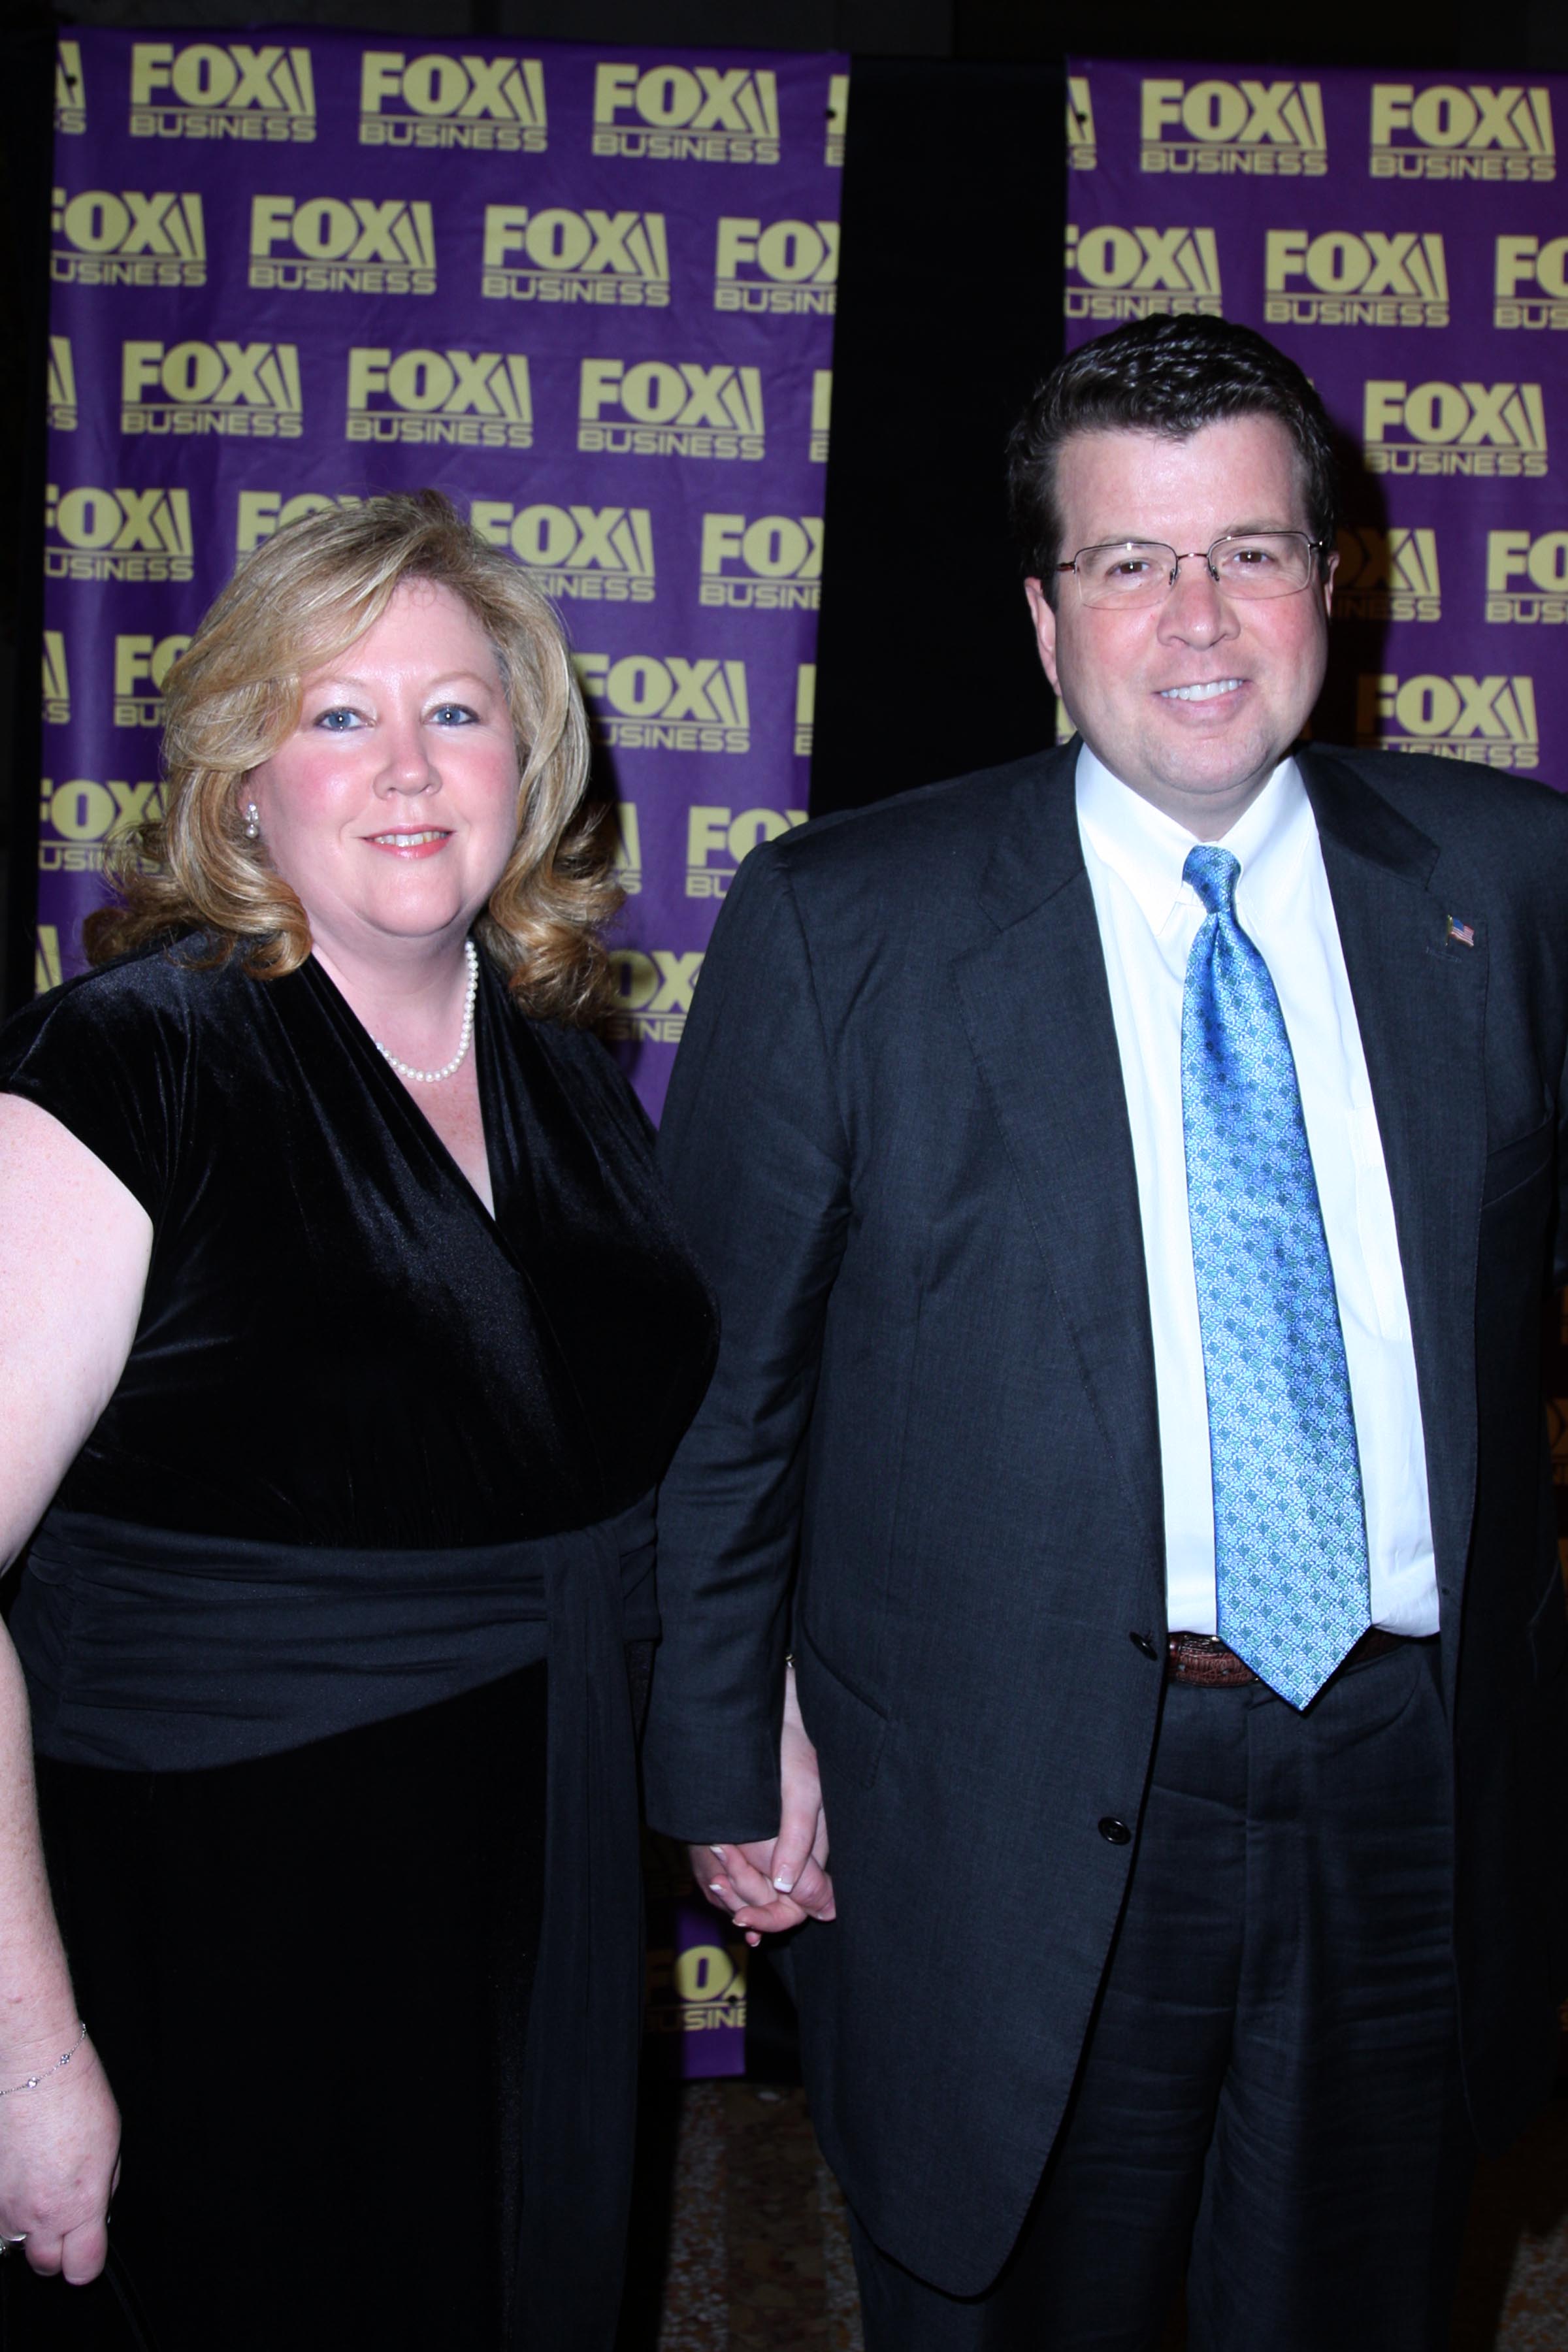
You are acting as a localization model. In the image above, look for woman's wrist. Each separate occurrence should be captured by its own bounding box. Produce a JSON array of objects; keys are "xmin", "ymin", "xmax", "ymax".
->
[
  {"xmin": 0, "ymin": 2023, "xmax": 87, "ymax": 2102},
  {"xmin": 0, "ymin": 1987, "xmax": 88, "ymax": 2078}
]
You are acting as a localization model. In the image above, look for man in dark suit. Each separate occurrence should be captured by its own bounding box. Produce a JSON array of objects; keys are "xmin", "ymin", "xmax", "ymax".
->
[{"xmin": 642, "ymin": 314, "xmax": 1568, "ymax": 2350}]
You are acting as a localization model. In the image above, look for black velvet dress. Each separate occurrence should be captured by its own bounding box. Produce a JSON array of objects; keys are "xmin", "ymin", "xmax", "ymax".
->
[{"xmin": 0, "ymin": 940, "xmax": 716, "ymax": 2352}]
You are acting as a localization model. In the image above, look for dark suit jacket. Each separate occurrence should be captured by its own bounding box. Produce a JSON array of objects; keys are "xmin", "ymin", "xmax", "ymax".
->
[{"xmin": 642, "ymin": 741, "xmax": 1568, "ymax": 2295}]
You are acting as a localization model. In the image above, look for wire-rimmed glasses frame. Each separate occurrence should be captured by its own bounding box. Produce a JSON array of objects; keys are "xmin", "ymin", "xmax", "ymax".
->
[{"xmin": 1055, "ymin": 531, "xmax": 1326, "ymax": 611}]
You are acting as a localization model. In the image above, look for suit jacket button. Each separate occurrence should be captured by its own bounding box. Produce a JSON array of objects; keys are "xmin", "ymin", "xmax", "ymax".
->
[
  {"xmin": 1129, "ymin": 1632, "xmax": 1158, "ymax": 1660},
  {"xmin": 1098, "ymin": 1817, "xmax": 1132, "ymax": 1845}
]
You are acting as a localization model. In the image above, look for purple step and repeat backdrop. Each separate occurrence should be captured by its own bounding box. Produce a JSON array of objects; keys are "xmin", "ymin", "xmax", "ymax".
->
[
  {"xmin": 1065, "ymin": 57, "xmax": 1566, "ymax": 777},
  {"xmin": 42, "ymin": 29, "xmax": 845, "ymax": 1128},
  {"xmin": 43, "ymin": 25, "xmax": 849, "ymax": 2074},
  {"xmin": 1064, "ymin": 59, "xmax": 1568, "ymax": 1578}
]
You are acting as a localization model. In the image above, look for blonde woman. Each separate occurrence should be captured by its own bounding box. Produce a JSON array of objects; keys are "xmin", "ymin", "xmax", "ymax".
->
[{"xmin": 0, "ymin": 493, "xmax": 714, "ymax": 2349}]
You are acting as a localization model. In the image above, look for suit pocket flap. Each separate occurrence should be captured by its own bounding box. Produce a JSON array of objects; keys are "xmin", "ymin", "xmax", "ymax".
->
[
  {"xmin": 796, "ymin": 1624, "xmax": 889, "ymax": 1792},
  {"xmin": 1527, "ymin": 1568, "xmax": 1568, "ymax": 1684},
  {"xmin": 1481, "ymin": 1117, "xmax": 1554, "ymax": 1209}
]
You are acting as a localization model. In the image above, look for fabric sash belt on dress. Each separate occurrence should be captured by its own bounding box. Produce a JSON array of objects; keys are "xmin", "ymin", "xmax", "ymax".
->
[{"xmin": 12, "ymin": 1508, "xmax": 641, "ymax": 2352}]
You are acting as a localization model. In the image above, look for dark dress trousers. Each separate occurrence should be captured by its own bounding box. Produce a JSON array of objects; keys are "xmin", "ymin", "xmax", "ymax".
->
[{"xmin": 642, "ymin": 740, "xmax": 1568, "ymax": 2297}]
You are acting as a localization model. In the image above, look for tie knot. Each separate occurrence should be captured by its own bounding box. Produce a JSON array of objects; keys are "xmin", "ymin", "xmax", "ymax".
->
[{"xmin": 1183, "ymin": 844, "xmax": 1241, "ymax": 919}]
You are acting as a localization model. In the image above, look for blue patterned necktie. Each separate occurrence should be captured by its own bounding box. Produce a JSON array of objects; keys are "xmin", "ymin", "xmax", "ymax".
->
[{"xmin": 1181, "ymin": 844, "xmax": 1371, "ymax": 1709}]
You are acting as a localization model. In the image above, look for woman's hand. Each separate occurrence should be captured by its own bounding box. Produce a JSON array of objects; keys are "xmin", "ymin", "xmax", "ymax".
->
[
  {"xmin": 691, "ymin": 1661, "xmax": 836, "ymax": 1946},
  {"xmin": 0, "ymin": 2029, "xmax": 120, "ymax": 2283}
]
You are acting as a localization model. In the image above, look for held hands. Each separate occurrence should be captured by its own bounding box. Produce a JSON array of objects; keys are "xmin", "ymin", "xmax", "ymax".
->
[
  {"xmin": 0, "ymin": 2031, "xmax": 120, "ymax": 2283},
  {"xmin": 691, "ymin": 1660, "xmax": 836, "ymax": 1947}
]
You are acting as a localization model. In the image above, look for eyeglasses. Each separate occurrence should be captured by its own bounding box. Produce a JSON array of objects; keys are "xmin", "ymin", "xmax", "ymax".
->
[{"xmin": 1056, "ymin": 532, "xmax": 1325, "ymax": 611}]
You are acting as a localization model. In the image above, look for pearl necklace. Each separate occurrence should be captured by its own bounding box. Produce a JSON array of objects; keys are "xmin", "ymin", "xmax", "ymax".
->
[{"xmin": 372, "ymin": 940, "xmax": 479, "ymax": 1085}]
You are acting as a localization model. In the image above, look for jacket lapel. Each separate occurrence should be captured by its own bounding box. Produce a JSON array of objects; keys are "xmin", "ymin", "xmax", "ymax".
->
[
  {"xmin": 953, "ymin": 749, "xmax": 1165, "ymax": 1597},
  {"xmin": 1301, "ymin": 748, "xmax": 1488, "ymax": 1677}
]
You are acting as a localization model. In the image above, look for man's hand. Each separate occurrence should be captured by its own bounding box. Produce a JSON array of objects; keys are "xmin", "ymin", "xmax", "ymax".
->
[{"xmin": 691, "ymin": 1661, "xmax": 836, "ymax": 1946}]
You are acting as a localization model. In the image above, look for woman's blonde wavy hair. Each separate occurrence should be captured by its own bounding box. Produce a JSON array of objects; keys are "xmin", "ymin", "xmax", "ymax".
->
[{"xmin": 84, "ymin": 489, "xmax": 619, "ymax": 1025}]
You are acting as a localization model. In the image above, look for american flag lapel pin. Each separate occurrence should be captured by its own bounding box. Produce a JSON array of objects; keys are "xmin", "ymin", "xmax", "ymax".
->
[{"xmin": 1446, "ymin": 915, "xmax": 1476, "ymax": 947}]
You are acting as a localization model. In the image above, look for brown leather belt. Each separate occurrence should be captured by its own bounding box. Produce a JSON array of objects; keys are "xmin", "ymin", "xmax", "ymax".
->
[{"xmin": 1166, "ymin": 1626, "xmax": 1411, "ymax": 1690}]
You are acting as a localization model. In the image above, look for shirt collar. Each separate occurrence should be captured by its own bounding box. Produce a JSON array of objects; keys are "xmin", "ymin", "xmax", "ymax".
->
[{"xmin": 1075, "ymin": 740, "xmax": 1311, "ymax": 933}]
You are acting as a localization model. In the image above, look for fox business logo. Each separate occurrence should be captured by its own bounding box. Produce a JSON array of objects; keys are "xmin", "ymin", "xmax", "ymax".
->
[
  {"xmin": 129, "ymin": 42, "xmax": 314, "ymax": 142},
  {"xmin": 122, "ymin": 340, "xmax": 303, "ymax": 440},
  {"xmin": 52, "ymin": 187, "xmax": 205, "ymax": 289},
  {"xmin": 1068, "ymin": 75, "xmax": 1096, "ymax": 171},
  {"xmin": 647, "ymin": 1936, "xmax": 747, "ymax": 2029},
  {"xmin": 249, "ymin": 196, "xmax": 436, "ymax": 297},
  {"xmin": 114, "ymin": 633, "xmax": 191, "ymax": 727},
  {"xmin": 481, "ymin": 208, "xmax": 669, "ymax": 307},
  {"xmin": 574, "ymin": 653, "xmax": 751, "ymax": 755},
  {"xmin": 1370, "ymin": 85, "xmax": 1554, "ymax": 182},
  {"xmin": 826, "ymin": 72, "xmax": 847, "ymax": 168},
  {"xmin": 1264, "ymin": 229, "xmax": 1448, "ymax": 327},
  {"xmin": 1486, "ymin": 531, "xmax": 1568, "ymax": 623},
  {"xmin": 470, "ymin": 502, "xmax": 655, "ymax": 604},
  {"xmin": 56, "ymin": 40, "xmax": 85, "ymax": 136},
  {"xmin": 1065, "ymin": 223, "xmax": 1221, "ymax": 319},
  {"xmin": 1141, "ymin": 78, "xmax": 1327, "ymax": 176},
  {"xmin": 48, "ymin": 338, "xmax": 76, "ymax": 431},
  {"xmin": 35, "ymin": 929, "xmax": 63, "ymax": 996},
  {"xmin": 1495, "ymin": 236, "xmax": 1568, "ymax": 330},
  {"xmin": 714, "ymin": 218, "xmax": 837, "ymax": 314},
  {"xmin": 699, "ymin": 514, "xmax": 822, "ymax": 610},
  {"xmin": 358, "ymin": 51, "xmax": 546, "ymax": 151},
  {"xmin": 611, "ymin": 804, "xmax": 641, "ymax": 894},
  {"xmin": 605, "ymin": 949, "xmax": 702, "ymax": 1048},
  {"xmin": 794, "ymin": 665, "xmax": 815, "ymax": 758},
  {"xmin": 592, "ymin": 62, "xmax": 779, "ymax": 165},
  {"xmin": 811, "ymin": 370, "xmax": 832, "ymax": 464},
  {"xmin": 1363, "ymin": 381, "xmax": 1548, "ymax": 478},
  {"xmin": 578, "ymin": 360, "xmax": 765, "ymax": 462},
  {"xmin": 45, "ymin": 485, "xmax": 192, "ymax": 582},
  {"xmin": 1334, "ymin": 527, "xmax": 1441, "ymax": 623},
  {"xmin": 235, "ymin": 491, "xmax": 361, "ymax": 556},
  {"xmin": 39, "ymin": 776, "xmax": 165, "ymax": 874},
  {"xmin": 686, "ymin": 803, "xmax": 808, "ymax": 898},
  {"xmin": 42, "ymin": 634, "xmax": 70, "ymax": 727},
  {"xmin": 1357, "ymin": 673, "xmax": 1539, "ymax": 770},
  {"xmin": 346, "ymin": 349, "xmax": 531, "ymax": 449}
]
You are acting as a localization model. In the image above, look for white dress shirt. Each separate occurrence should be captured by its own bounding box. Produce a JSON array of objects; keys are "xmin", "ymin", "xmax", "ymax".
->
[{"xmin": 1075, "ymin": 743, "xmax": 1439, "ymax": 1638}]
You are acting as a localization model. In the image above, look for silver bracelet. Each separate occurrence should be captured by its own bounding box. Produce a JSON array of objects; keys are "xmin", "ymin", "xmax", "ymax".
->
[{"xmin": 0, "ymin": 2023, "xmax": 87, "ymax": 2099}]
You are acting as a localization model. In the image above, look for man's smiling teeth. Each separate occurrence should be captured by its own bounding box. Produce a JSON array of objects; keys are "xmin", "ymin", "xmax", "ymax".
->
[
  {"xmin": 372, "ymin": 829, "xmax": 448, "ymax": 845},
  {"xmin": 1160, "ymin": 678, "xmax": 1243, "ymax": 704}
]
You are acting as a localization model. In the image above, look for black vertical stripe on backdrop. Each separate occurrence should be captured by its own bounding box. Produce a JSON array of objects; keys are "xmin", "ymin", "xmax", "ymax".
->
[{"xmin": 810, "ymin": 56, "xmax": 1064, "ymax": 818}]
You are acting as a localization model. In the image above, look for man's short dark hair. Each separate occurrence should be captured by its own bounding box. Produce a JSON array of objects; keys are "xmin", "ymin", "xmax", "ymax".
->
[{"xmin": 1007, "ymin": 314, "xmax": 1340, "ymax": 603}]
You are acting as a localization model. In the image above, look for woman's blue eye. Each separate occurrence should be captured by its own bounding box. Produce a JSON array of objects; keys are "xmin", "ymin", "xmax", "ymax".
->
[{"xmin": 310, "ymin": 701, "xmax": 480, "ymax": 730}]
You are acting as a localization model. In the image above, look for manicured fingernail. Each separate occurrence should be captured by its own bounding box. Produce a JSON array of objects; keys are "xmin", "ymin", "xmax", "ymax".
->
[
  {"xmin": 708, "ymin": 1881, "xmax": 727, "ymax": 1895},
  {"xmin": 746, "ymin": 1932, "xmax": 761, "ymax": 1947},
  {"xmin": 772, "ymin": 1873, "xmax": 794, "ymax": 1893},
  {"xmin": 710, "ymin": 1845, "xmax": 727, "ymax": 1860}
]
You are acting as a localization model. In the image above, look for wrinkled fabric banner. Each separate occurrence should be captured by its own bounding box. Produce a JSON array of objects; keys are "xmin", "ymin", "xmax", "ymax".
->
[
  {"xmin": 42, "ymin": 29, "xmax": 846, "ymax": 1130},
  {"xmin": 1064, "ymin": 58, "xmax": 1566, "ymax": 785}
]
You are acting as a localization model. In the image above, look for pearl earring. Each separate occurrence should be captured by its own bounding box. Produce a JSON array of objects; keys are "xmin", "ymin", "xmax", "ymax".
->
[{"xmin": 244, "ymin": 803, "xmax": 261, "ymax": 841}]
